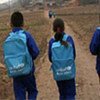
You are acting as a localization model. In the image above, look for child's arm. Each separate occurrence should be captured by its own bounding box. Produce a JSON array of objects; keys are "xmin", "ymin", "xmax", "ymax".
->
[
  {"xmin": 67, "ymin": 36, "xmax": 76, "ymax": 60},
  {"xmin": 90, "ymin": 29, "xmax": 100, "ymax": 55},
  {"xmin": 48, "ymin": 38, "xmax": 55, "ymax": 62},
  {"xmin": 26, "ymin": 32, "xmax": 39, "ymax": 60}
]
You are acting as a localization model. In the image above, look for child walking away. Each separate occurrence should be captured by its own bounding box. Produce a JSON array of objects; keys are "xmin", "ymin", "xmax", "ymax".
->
[
  {"xmin": 90, "ymin": 27, "xmax": 100, "ymax": 83},
  {"xmin": 48, "ymin": 10, "xmax": 52, "ymax": 19},
  {"xmin": 3, "ymin": 12, "xmax": 39, "ymax": 100},
  {"xmin": 53, "ymin": 12, "xmax": 56, "ymax": 18},
  {"xmin": 48, "ymin": 18, "xmax": 76, "ymax": 100}
]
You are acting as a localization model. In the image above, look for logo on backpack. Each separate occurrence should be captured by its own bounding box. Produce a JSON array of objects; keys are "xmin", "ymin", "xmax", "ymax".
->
[
  {"xmin": 3, "ymin": 30, "xmax": 32, "ymax": 77},
  {"xmin": 51, "ymin": 34, "xmax": 76, "ymax": 81}
]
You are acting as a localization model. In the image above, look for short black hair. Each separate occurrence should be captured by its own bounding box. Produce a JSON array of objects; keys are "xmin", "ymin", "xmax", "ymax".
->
[
  {"xmin": 11, "ymin": 11, "xmax": 24, "ymax": 27},
  {"xmin": 53, "ymin": 18, "xmax": 65, "ymax": 32}
]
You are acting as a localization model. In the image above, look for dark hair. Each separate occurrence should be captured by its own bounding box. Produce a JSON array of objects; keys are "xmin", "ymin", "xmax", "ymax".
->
[
  {"xmin": 11, "ymin": 11, "xmax": 24, "ymax": 27},
  {"xmin": 53, "ymin": 18, "xmax": 64, "ymax": 33},
  {"xmin": 53, "ymin": 18, "xmax": 68, "ymax": 46},
  {"xmin": 54, "ymin": 32, "xmax": 63, "ymax": 42}
]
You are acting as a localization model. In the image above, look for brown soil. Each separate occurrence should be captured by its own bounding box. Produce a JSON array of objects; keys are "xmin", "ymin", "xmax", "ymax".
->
[
  {"xmin": 0, "ymin": 9, "xmax": 100, "ymax": 100},
  {"xmin": 36, "ymin": 10, "xmax": 100, "ymax": 100}
]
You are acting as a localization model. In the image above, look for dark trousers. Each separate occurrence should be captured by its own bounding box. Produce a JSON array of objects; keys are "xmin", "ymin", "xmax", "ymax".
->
[
  {"xmin": 56, "ymin": 79, "xmax": 76, "ymax": 100},
  {"xmin": 13, "ymin": 74, "xmax": 38, "ymax": 100}
]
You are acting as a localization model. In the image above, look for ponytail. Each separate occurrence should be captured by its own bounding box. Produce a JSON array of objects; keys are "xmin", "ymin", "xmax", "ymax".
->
[
  {"xmin": 54, "ymin": 33, "xmax": 68, "ymax": 46},
  {"xmin": 53, "ymin": 18, "xmax": 68, "ymax": 46},
  {"xmin": 54, "ymin": 32, "xmax": 63, "ymax": 42}
]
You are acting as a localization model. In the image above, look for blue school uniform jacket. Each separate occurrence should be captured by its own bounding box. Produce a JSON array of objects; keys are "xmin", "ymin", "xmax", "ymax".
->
[
  {"xmin": 90, "ymin": 27, "xmax": 100, "ymax": 74},
  {"xmin": 48, "ymin": 32, "xmax": 76, "ymax": 65},
  {"xmin": 12, "ymin": 27, "xmax": 39, "ymax": 73}
]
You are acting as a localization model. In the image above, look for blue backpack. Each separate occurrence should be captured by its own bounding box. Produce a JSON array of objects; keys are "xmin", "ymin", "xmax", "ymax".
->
[
  {"xmin": 51, "ymin": 34, "xmax": 76, "ymax": 81},
  {"xmin": 3, "ymin": 30, "xmax": 32, "ymax": 77}
]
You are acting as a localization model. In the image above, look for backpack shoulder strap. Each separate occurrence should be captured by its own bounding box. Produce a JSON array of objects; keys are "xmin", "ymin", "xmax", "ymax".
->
[
  {"xmin": 97, "ymin": 27, "xmax": 100, "ymax": 30},
  {"xmin": 62, "ymin": 34, "xmax": 69, "ymax": 41},
  {"xmin": 7, "ymin": 30, "xmax": 26, "ymax": 44},
  {"xmin": 9, "ymin": 30, "xmax": 25, "ymax": 35}
]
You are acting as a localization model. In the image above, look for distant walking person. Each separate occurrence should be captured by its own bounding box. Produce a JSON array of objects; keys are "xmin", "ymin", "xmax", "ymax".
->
[
  {"xmin": 3, "ymin": 12, "xmax": 39, "ymax": 100},
  {"xmin": 48, "ymin": 10, "xmax": 52, "ymax": 19},
  {"xmin": 53, "ymin": 12, "xmax": 56, "ymax": 18},
  {"xmin": 48, "ymin": 18, "xmax": 76, "ymax": 100},
  {"xmin": 90, "ymin": 27, "xmax": 100, "ymax": 83}
]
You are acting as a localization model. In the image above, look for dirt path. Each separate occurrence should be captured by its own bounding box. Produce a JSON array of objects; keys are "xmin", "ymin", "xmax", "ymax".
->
[
  {"xmin": 36, "ymin": 10, "xmax": 58, "ymax": 100},
  {"xmin": 65, "ymin": 24, "xmax": 100, "ymax": 100},
  {"xmin": 36, "ymin": 10, "xmax": 100, "ymax": 100},
  {"xmin": 36, "ymin": 50, "xmax": 58, "ymax": 100}
]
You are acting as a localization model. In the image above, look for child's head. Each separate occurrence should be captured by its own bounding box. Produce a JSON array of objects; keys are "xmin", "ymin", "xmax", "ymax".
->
[
  {"xmin": 53, "ymin": 18, "xmax": 65, "ymax": 42},
  {"xmin": 11, "ymin": 11, "xmax": 24, "ymax": 28},
  {"xmin": 53, "ymin": 18, "xmax": 65, "ymax": 33}
]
